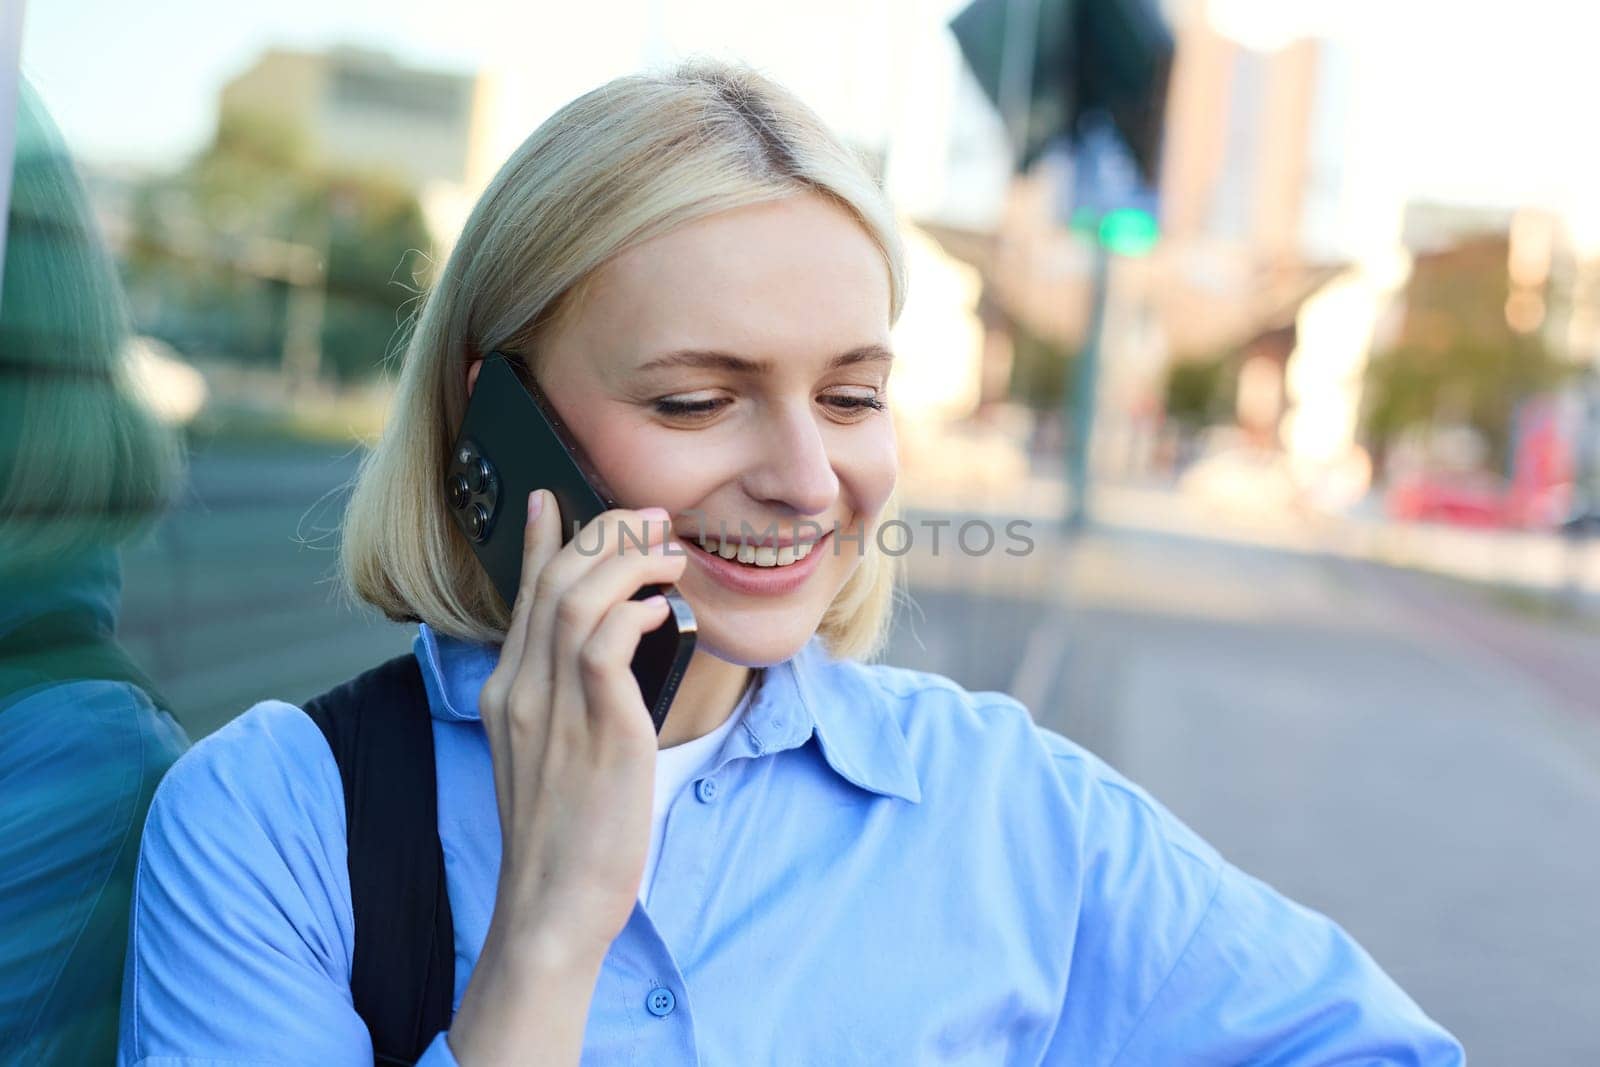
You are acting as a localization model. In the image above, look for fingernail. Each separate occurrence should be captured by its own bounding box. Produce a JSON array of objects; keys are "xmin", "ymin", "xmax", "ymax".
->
[
  {"xmin": 639, "ymin": 507, "xmax": 669, "ymax": 523},
  {"xmin": 527, "ymin": 490, "xmax": 544, "ymax": 525}
]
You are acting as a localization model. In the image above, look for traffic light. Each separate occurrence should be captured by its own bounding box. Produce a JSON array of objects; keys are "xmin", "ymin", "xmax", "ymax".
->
[
  {"xmin": 950, "ymin": 0, "xmax": 1173, "ymax": 184},
  {"xmin": 1073, "ymin": 205, "xmax": 1160, "ymax": 257}
]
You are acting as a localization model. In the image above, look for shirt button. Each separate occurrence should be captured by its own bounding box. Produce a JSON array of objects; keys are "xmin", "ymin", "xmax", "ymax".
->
[
  {"xmin": 695, "ymin": 777, "xmax": 719, "ymax": 803},
  {"xmin": 646, "ymin": 987, "xmax": 677, "ymax": 1017}
]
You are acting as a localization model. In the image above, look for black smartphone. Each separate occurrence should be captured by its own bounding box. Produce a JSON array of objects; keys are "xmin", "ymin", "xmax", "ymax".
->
[{"xmin": 444, "ymin": 351, "xmax": 697, "ymax": 733}]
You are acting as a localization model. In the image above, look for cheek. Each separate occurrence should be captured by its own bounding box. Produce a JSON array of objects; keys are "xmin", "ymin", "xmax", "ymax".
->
[
  {"xmin": 575, "ymin": 408, "xmax": 899, "ymax": 518},
  {"xmin": 837, "ymin": 420, "xmax": 898, "ymax": 520},
  {"xmin": 582, "ymin": 424, "xmax": 732, "ymax": 510}
]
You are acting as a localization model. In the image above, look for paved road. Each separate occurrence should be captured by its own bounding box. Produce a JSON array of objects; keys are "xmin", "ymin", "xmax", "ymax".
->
[
  {"xmin": 120, "ymin": 441, "xmax": 412, "ymax": 736},
  {"xmin": 889, "ymin": 515, "xmax": 1600, "ymax": 1066},
  {"xmin": 119, "ymin": 444, "xmax": 1600, "ymax": 1064}
]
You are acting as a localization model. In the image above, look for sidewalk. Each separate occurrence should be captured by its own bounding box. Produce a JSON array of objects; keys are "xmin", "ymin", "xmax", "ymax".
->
[{"xmin": 897, "ymin": 463, "xmax": 1600, "ymax": 610}]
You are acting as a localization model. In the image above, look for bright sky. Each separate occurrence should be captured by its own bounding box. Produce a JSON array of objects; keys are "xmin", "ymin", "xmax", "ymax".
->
[
  {"xmin": 19, "ymin": 0, "xmax": 1600, "ymax": 234},
  {"xmin": 1207, "ymin": 0, "xmax": 1597, "ymax": 222},
  {"xmin": 20, "ymin": 0, "xmax": 942, "ymax": 174}
]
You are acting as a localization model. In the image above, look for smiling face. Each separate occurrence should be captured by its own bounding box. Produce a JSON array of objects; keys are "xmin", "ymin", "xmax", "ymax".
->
[{"xmin": 533, "ymin": 192, "xmax": 898, "ymax": 667}]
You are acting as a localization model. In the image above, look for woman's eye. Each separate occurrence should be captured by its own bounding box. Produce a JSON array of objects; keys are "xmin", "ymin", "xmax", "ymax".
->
[
  {"xmin": 653, "ymin": 396, "xmax": 728, "ymax": 418},
  {"xmin": 822, "ymin": 392, "xmax": 886, "ymax": 414},
  {"xmin": 652, "ymin": 392, "xmax": 886, "ymax": 420}
]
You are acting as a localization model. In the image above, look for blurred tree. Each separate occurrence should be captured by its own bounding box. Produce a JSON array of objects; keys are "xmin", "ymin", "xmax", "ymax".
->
[
  {"xmin": 124, "ymin": 110, "xmax": 431, "ymax": 382},
  {"xmin": 1007, "ymin": 318, "xmax": 1077, "ymax": 411},
  {"xmin": 1365, "ymin": 235, "xmax": 1574, "ymax": 470},
  {"xmin": 318, "ymin": 174, "xmax": 431, "ymax": 381},
  {"xmin": 1163, "ymin": 351, "xmax": 1233, "ymax": 430}
]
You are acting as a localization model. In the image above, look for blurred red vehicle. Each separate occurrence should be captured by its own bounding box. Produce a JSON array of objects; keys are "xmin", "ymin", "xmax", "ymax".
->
[
  {"xmin": 1384, "ymin": 393, "xmax": 1579, "ymax": 530},
  {"xmin": 1385, "ymin": 472, "xmax": 1506, "ymax": 527}
]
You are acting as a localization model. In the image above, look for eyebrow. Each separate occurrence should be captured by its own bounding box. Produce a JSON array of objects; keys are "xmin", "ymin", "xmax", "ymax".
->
[{"xmin": 635, "ymin": 343, "xmax": 894, "ymax": 375}]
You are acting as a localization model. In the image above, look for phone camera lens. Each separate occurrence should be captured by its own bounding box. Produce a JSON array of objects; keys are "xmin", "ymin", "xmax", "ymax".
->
[
  {"xmin": 466, "ymin": 504, "xmax": 490, "ymax": 542},
  {"xmin": 448, "ymin": 474, "xmax": 470, "ymax": 510},
  {"xmin": 470, "ymin": 458, "xmax": 493, "ymax": 493}
]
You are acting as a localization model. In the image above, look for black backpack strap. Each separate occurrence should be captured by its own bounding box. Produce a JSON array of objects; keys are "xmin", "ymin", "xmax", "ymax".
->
[{"xmin": 303, "ymin": 654, "xmax": 456, "ymax": 1066}]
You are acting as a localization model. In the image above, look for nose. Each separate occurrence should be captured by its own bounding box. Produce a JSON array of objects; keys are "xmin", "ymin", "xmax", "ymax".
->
[{"xmin": 740, "ymin": 400, "xmax": 839, "ymax": 516}]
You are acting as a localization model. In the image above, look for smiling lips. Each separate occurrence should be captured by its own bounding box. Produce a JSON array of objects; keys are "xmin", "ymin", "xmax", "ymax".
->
[
  {"xmin": 693, "ymin": 532, "xmax": 820, "ymax": 568},
  {"xmin": 675, "ymin": 527, "xmax": 836, "ymax": 596}
]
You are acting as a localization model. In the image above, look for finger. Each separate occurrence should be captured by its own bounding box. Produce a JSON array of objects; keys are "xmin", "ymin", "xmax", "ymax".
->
[
  {"xmin": 508, "ymin": 505, "xmax": 665, "ymax": 729},
  {"xmin": 548, "ymin": 539, "xmax": 687, "ymax": 683},
  {"xmin": 536, "ymin": 506, "xmax": 673, "ymax": 598},
  {"xmin": 521, "ymin": 506, "xmax": 668, "ymax": 676},
  {"xmin": 499, "ymin": 488, "xmax": 562, "ymax": 668},
  {"xmin": 484, "ymin": 489, "xmax": 563, "ymax": 827},
  {"xmin": 577, "ymin": 594, "xmax": 675, "ymax": 737}
]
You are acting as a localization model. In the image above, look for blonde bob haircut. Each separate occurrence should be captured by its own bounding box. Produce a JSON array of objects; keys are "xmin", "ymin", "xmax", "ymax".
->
[{"xmin": 341, "ymin": 59, "xmax": 908, "ymax": 661}]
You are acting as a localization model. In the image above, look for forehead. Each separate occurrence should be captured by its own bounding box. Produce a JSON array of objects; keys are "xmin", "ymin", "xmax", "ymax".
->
[{"xmin": 561, "ymin": 193, "xmax": 892, "ymax": 373}]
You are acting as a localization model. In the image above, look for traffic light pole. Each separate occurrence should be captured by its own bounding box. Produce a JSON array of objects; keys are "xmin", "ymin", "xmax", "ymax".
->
[{"xmin": 1066, "ymin": 235, "xmax": 1111, "ymax": 530}]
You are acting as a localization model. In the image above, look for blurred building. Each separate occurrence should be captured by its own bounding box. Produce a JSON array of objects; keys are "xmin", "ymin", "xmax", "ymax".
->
[
  {"xmin": 218, "ymin": 47, "xmax": 496, "ymax": 243},
  {"xmin": 1506, "ymin": 208, "xmax": 1600, "ymax": 370},
  {"xmin": 1561, "ymin": 250, "xmax": 1600, "ymax": 368},
  {"xmin": 1371, "ymin": 202, "xmax": 1600, "ymax": 526},
  {"xmin": 976, "ymin": 15, "xmax": 1352, "ymax": 361},
  {"xmin": 914, "ymin": 5, "xmax": 1381, "ymax": 488},
  {"xmin": 1400, "ymin": 202, "xmax": 1515, "ymax": 255},
  {"xmin": 1154, "ymin": 24, "xmax": 1352, "ymax": 358},
  {"xmin": 1396, "ymin": 200, "xmax": 1600, "ymax": 367}
]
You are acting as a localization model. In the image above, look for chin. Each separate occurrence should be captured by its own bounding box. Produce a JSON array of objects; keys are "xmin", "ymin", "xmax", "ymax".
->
[{"xmin": 690, "ymin": 612, "xmax": 822, "ymax": 669}]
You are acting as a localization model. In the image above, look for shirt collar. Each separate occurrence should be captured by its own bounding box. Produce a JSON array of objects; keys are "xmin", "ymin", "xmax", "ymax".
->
[
  {"xmin": 729, "ymin": 635, "xmax": 921, "ymax": 803},
  {"xmin": 413, "ymin": 624, "xmax": 921, "ymax": 804},
  {"xmin": 412, "ymin": 624, "xmax": 495, "ymax": 723}
]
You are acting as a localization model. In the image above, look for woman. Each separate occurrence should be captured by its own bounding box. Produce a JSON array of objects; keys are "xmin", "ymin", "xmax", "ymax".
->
[
  {"xmin": 1, "ymin": 82, "xmax": 188, "ymax": 1065},
  {"xmin": 118, "ymin": 61, "xmax": 1462, "ymax": 1065}
]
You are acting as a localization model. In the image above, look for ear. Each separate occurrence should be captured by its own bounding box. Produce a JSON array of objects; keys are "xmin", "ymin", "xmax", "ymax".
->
[{"xmin": 466, "ymin": 359, "xmax": 484, "ymax": 400}]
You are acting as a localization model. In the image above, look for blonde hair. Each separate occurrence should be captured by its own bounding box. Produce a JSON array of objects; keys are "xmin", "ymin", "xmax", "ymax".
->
[{"xmin": 340, "ymin": 60, "xmax": 907, "ymax": 660}]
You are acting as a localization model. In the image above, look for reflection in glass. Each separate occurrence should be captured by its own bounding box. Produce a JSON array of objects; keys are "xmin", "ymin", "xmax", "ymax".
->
[{"xmin": 0, "ymin": 81, "xmax": 189, "ymax": 1064}]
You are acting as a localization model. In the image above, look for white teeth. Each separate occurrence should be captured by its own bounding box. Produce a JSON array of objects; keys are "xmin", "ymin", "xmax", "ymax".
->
[{"xmin": 694, "ymin": 533, "xmax": 816, "ymax": 567}]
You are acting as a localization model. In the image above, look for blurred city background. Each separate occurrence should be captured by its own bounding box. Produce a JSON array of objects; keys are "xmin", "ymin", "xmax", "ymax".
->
[{"xmin": 11, "ymin": 0, "xmax": 1600, "ymax": 1061}]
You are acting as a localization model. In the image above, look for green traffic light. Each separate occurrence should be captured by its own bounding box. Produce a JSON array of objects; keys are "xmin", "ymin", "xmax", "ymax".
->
[{"xmin": 1097, "ymin": 208, "xmax": 1159, "ymax": 256}]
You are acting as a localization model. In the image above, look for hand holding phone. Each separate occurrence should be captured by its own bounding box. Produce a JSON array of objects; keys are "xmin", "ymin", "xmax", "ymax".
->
[
  {"xmin": 444, "ymin": 352, "xmax": 697, "ymax": 732},
  {"xmin": 447, "ymin": 444, "xmax": 679, "ymax": 1062}
]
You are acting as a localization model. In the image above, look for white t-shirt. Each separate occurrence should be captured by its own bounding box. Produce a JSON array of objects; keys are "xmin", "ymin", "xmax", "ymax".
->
[{"xmin": 639, "ymin": 676, "xmax": 757, "ymax": 908}]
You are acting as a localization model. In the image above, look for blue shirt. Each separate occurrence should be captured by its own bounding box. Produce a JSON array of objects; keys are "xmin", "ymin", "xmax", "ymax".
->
[{"xmin": 118, "ymin": 625, "xmax": 1463, "ymax": 1065}]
